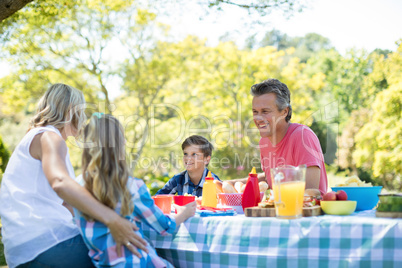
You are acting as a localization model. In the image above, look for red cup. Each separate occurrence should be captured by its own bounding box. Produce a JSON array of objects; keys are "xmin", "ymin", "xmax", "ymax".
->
[
  {"xmin": 173, "ymin": 195, "xmax": 195, "ymax": 206},
  {"xmin": 173, "ymin": 195, "xmax": 195, "ymax": 213},
  {"xmin": 152, "ymin": 195, "xmax": 173, "ymax": 214}
]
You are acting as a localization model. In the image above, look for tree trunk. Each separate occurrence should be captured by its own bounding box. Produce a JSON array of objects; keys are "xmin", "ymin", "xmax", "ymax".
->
[{"xmin": 0, "ymin": 0, "xmax": 33, "ymax": 22}]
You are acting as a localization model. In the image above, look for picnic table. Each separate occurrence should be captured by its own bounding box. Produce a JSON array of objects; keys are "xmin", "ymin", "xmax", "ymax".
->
[{"xmin": 142, "ymin": 210, "xmax": 402, "ymax": 267}]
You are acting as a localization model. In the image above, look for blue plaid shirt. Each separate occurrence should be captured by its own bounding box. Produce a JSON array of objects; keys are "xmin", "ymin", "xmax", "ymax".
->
[
  {"xmin": 155, "ymin": 168, "xmax": 220, "ymax": 197},
  {"xmin": 74, "ymin": 177, "xmax": 175, "ymax": 267}
]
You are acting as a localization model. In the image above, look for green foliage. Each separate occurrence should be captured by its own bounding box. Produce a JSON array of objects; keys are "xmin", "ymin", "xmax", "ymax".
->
[
  {"xmin": 259, "ymin": 30, "xmax": 332, "ymax": 62},
  {"xmin": 0, "ymin": 2, "xmax": 400, "ymax": 191},
  {"xmin": 145, "ymin": 174, "xmax": 170, "ymax": 196},
  {"xmin": 309, "ymin": 120, "xmax": 337, "ymax": 165},
  {"xmin": 315, "ymin": 49, "xmax": 372, "ymax": 117},
  {"xmin": 0, "ymin": 135, "xmax": 10, "ymax": 174},
  {"xmin": 0, "ymin": 233, "xmax": 5, "ymax": 266},
  {"xmin": 208, "ymin": 0, "xmax": 305, "ymax": 15},
  {"xmin": 337, "ymin": 108, "xmax": 370, "ymax": 172},
  {"xmin": 0, "ymin": 218, "xmax": 4, "ymax": 265},
  {"xmin": 353, "ymin": 44, "xmax": 402, "ymax": 190}
]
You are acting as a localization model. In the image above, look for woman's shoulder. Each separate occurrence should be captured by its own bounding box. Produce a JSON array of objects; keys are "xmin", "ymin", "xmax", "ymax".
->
[{"xmin": 28, "ymin": 125, "xmax": 61, "ymax": 135}]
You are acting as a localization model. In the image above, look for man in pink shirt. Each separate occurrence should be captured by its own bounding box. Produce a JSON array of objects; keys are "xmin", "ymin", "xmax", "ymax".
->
[{"xmin": 231, "ymin": 79, "xmax": 328, "ymax": 195}]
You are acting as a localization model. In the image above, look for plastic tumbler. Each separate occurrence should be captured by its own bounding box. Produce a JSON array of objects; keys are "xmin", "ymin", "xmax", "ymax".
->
[
  {"xmin": 152, "ymin": 195, "xmax": 173, "ymax": 214},
  {"xmin": 173, "ymin": 195, "xmax": 195, "ymax": 213}
]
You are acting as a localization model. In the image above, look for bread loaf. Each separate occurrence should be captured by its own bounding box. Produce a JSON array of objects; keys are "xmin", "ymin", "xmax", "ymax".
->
[
  {"xmin": 241, "ymin": 184, "xmax": 247, "ymax": 193},
  {"xmin": 222, "ymin": 182, "xmax": 237, "ymax": 194},
  {"xmin": 234, "ymin": 182, "xmax": 245, "ymax": 193},
  {"xmin": 213, "ymin": 180, "xmax": 223, "ymax": 194}
]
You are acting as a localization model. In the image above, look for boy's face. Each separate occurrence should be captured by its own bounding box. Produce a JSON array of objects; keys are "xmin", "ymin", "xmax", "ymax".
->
[{"xmin": 183, "ymin": 145, "xmax": 211, "ymax": 172}]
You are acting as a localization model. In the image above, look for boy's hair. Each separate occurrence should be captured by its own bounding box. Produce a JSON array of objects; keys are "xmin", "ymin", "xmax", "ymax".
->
[
  {"xmin": 29, "ymin": 83, "xmax": 86, "ymax": 132},
  {"xmin": 81, "ymin": 114, "xmax": 133, "ymax": 220},
  {"xmin": 181, "ymin": 135, "xmax": 214, "ymax": 157}
]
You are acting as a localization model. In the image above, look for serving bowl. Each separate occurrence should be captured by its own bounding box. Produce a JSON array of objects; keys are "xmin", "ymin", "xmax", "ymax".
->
[
  {"xmin": 331, "ymin": 186, "xmax": 382, "ymax": 211},
  {"xmin": 321, "ymin": 200, "xmax": 357, "ymax": 215}
]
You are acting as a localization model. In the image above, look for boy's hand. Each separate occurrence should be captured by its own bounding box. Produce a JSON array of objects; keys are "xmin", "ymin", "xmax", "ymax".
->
[
  {"xmin": 172, "ymin": 201, "xmax": 196, "ymax": 225},
  {"xmin": 174, "ymin": 201, "xmax": 196, "ymax": 218}
]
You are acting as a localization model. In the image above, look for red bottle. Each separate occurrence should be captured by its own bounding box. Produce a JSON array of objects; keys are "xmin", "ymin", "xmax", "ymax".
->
[{"xmin": 242, "ymin": 167, "xmax": 260, "ymax": 210}]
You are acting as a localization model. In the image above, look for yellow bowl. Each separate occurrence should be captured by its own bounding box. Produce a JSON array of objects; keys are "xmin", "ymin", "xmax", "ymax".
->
[{"xmin": 321, "ymin": 201, "xmax": 357, "ymax": 215}]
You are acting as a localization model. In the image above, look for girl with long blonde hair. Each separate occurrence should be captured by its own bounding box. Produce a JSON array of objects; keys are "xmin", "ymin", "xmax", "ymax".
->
[
  {"xmin": 0, "ymin": 84, "xmax": 147, "ymax": 268},
  {"xmin": 75, "ymin": 114, "xmax": 196, "ymax": 267}
]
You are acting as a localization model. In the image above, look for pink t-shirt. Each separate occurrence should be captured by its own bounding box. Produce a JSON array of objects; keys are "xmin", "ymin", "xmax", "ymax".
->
[{"xmin": 260, "ymin": 123, "xmax": 328, "ymax": 195}]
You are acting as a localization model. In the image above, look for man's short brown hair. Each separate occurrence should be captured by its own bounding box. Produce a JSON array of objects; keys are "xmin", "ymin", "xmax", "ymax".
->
[
  {"xmin": 251, "ymin": 78, "xmax": 292, "ymax": 122},
  {"xmin": 181, "ymin": 135, "xmax": 214, "ymax": 157}
]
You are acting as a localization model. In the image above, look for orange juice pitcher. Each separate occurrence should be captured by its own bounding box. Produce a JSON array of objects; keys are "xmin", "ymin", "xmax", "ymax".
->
[{"xmin": 271, "ymin": 165, "xmax": 306, "ymax": 219}]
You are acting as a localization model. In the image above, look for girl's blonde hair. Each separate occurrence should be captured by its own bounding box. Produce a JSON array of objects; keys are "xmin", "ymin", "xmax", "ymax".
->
[
  {"xmin": 81, "ymin": 114, "xmax": 133, "ymax": 220},
  {"xmin": 29, "ymin": 83, "xmax": 86, "ymax": 133}
]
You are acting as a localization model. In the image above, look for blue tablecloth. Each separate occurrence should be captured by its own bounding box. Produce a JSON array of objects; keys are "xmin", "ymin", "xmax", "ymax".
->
[{"xmin": 142, "ymin": 210, "xmax": 402, "ymax": 267}]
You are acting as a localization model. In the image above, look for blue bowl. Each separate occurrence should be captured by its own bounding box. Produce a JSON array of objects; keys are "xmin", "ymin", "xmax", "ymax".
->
[{"xmin": 331, "ymin": 186, "xmax": 383, "ymax": 211}]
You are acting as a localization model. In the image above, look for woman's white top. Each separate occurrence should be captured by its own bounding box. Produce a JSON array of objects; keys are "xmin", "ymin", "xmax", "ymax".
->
[{"xmin": 0, "ymin": 125, "xmax": 79, "ymax": 268}]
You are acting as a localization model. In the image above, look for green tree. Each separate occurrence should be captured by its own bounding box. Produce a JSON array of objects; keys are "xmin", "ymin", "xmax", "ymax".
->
[
  {"xmin": 260, "ymin": 30, "xmax": 332, "ymax": 62},
  {"xmin": 1, "ymin": 1, "xmax": 141, "ymax": 111},
  {"xmin": 0, "ymin": 0, "xmax": 305, "ymax": 23},
  {"xmin": 0, "ymin": 1, "xmax": 178, "ymax": 173},
  {"xmin": 353, "ymin": 43, "xmax": 402, "ymax": 190},
  {"xmin": 337, "ymin": 108, "xmax": 370, "ymax": 174},
  {"xmin": 0, "ymin": 135, "xmax": 10, "ymax": 173}
]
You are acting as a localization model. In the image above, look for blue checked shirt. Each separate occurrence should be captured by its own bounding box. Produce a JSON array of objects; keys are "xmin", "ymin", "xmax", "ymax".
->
[
  {"xmin": 74, "ymin": 177, "xmax": 175, "ymax": 268},
  {"xmin": 155, "ymin": 168, "xmax": 220, "ymax": 197}
]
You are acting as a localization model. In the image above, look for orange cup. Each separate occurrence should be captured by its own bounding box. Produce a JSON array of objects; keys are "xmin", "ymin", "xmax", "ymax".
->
[{"xmin": 152, "ymin": 195, "xmax": 173, "ymax": 214}]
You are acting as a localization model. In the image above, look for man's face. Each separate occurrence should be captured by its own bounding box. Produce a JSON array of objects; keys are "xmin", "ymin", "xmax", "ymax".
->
[
  {"xmin": 183, "ymin": 145, "xmax": 210, "ymax": 172},
  {"xmin": 252, "ymin": 93, "xmax": 288, "ymax": 138}
]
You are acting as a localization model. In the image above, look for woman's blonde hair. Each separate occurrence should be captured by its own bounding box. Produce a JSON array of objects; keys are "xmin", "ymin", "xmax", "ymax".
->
[
  {"xmin": 29, "ymin": 83, "xmax": 86, "ymax": 133},
  {"xmin": 81, "ymin": 114, "xmax": 133, "ymax": 220}
]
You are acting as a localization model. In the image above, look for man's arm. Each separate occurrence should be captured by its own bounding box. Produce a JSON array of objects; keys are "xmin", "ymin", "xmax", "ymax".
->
[
  {"xmin": 305, "ymin": 166, "xmax": 320, "ymax": 189},
  {"xmin": 226, "ymin": 172, "xmax": 266, "ymax": 186},
  {"xmin": 227, "ymin": 168, "xmax": 319, "ymax": 190}
]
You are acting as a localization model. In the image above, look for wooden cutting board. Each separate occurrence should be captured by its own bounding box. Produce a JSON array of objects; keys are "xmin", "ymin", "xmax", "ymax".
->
[
  {"xmin": 303, "ymin": 206, "xmax": 322, "ymax": 217},
  {"xmin": 244, "ymin": 206, "xmax": 322, "ymax": 217},
  {"xmin": 244, "ymin": 207, "xmax": 276, "ymax": 217},
  {"xmin": 376, "ymin": 211, "xmax": 402, "ymax": 218}
]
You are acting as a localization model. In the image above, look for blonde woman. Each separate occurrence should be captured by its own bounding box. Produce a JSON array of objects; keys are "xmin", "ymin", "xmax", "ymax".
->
[
  {"xmin": 0, "ymin": 84, "xmax": 147, "ymax": 268},
  {"xmin": 74, "ymin": 114, "xmax": 196, "ymax": 267}
]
